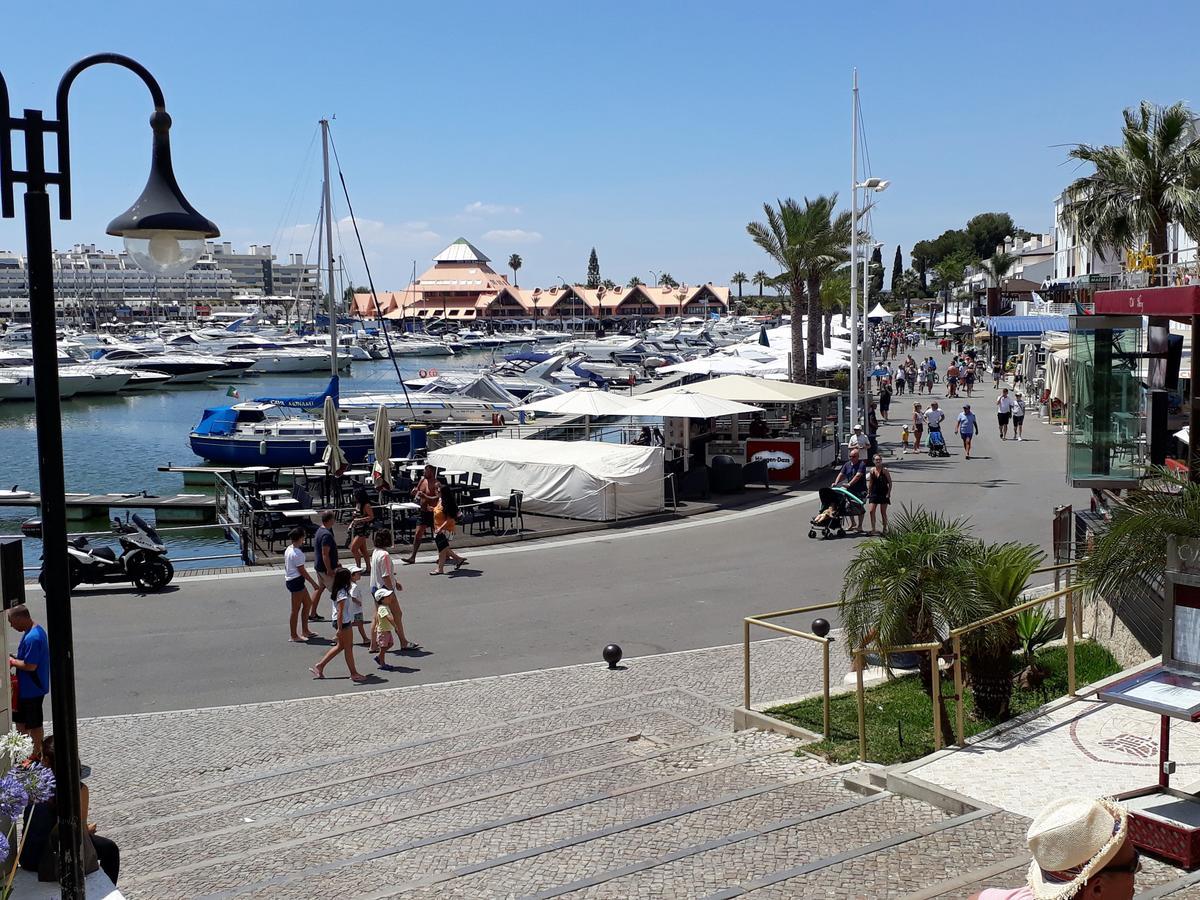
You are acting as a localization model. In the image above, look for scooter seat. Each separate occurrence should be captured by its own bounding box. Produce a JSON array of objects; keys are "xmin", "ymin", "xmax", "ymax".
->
[{"xmin": 91, "ymin": 546, "xmax": 117, "ymax": 562}]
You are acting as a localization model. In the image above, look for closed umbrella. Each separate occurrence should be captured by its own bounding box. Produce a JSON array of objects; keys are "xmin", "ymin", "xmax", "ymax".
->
[
  {"xmin": 321, "ymin": 394, "xmax": 348, "ymax": 476},
  {"xmin": 371, "ymin": 404, "xmax": 392, "ymax": 490}
]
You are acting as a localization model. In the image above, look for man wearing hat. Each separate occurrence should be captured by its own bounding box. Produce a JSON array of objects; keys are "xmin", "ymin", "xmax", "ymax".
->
[
  {"xmin": 974, "ymin": 796, "xmax": 1138, "ymax": 899},
  {"xmin": 956, "ymin": 402, "xmax": 980, "ymax": 460},
  {"xmin": 1012, "ymin": 390, "xmax": 1027, "ymax": 442},
  {"xmin": 848, "ymin": 423, "xmax": 870, "ymax": 455}
]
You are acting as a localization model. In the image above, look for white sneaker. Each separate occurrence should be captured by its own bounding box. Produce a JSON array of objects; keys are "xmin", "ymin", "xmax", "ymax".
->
[{"xmin": 1017, "ymin": 436, "xmax": 1023, "ymax": 441}]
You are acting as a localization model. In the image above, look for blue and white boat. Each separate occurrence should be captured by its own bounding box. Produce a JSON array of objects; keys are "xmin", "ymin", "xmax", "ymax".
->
[{"xmin": 188, "ymin": 377, "xmax": 413, "ymax": 466}]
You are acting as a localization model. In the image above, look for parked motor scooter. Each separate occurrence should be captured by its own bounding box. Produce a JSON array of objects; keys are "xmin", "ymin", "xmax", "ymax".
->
[{"xmin": 39, "ymin": 513, "xmax": 174, "ymax": 592}]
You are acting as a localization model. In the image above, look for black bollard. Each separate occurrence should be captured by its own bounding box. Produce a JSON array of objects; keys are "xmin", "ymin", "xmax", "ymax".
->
[
  {"xmin": 811, "ymin": 618, "xmax": 830, "ymax": 639},
  {"xmin": 602, "ymin": 643, "xmax": 623, "ymax": 669}
]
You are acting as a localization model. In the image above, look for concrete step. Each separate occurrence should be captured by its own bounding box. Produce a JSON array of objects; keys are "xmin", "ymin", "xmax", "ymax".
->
[
  {"xmin": 119, "ymin": 730, "xmax": 814, "ymax": 898},
  {"xmin": 112, "ymin": 706, "xmax": 700, "ymax": 850},
  {"xmin": 101, "ymin": 687, "xmax": 724, "ymax": 822},
  {"xmin": 224, "ymin": 753, "xmax": 853, "ymax": 900}
]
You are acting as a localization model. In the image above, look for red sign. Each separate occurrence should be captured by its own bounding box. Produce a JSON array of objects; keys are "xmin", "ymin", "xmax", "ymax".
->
[
  {"xmin": 746, "ymin": 439, "xmax": 803, "ymax": 481},
  {"xmin": 1094, "ymin": 286, "xmax": 1200, "ymax": 318}
]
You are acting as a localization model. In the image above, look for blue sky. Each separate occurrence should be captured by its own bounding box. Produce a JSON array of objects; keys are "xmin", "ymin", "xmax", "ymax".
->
[{"xmin": 2, "ymin": 1, "xmax": 1200, "ymax": 291}]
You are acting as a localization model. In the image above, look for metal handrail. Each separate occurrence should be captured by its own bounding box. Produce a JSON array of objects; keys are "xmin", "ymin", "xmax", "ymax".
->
[
  {"xmin": 742, "ymin": 601, "xmax": 837, "ymax": 740},
  {"xmin": 852, "ymin": 642, "xmax": 943, "ymax": 760}
]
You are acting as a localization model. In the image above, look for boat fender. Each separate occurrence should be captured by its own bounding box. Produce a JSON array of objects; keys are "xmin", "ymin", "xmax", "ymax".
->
[
  {"xmin": 419, "ymin": 369, "xmax": 428, "ymax": 378},
  {"xmin": 429, "ymin": 368, "xmax": 438, "ymax": 376},
  {"xmin": 309, "ymin": 440, "xmax": 318, "ymax": 455},
  {"xmin": 259, "ymin": 441, "xmax": 268, "ymax": 456},
  {"xmin": 627, "ymin": 374, "xmax": 636, "ymax": 386}
]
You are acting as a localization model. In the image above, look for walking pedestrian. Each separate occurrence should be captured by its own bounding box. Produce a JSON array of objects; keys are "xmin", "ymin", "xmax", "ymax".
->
[
  {"xmin": 284, "ymin": 527, "xmax": 319, "ymax": 642},
  {"xmin": 7, "ymin": 604, "xmax": 48, "ymax": 759},
  {"xmin": 848, "ymin": 423, "xmax": 870, "ymax": 455},
  {"xmin": 945, "ymin": 360, "xmax": 960, "ymax": 398},
  {"xmin": 911, "ymin": 402, "xmax": 925, "ymax": 454},
  {"xmin": 373, "ymin": 597, "xmax": 395, "ymax": 669},
  {"xmin": 1012, "ymin": 391, "xmax": 1026, "ymax": 441},
  {"xmin": 430, "ymin": 491, "xmax": 468, "ymax": 575},
  {"xmin": 372, "ymin": 529, "xmax": 421, "ymax": 653},
  {"xmin": 310, "ymin": 567, "xmax": 367, "ymax": 683},
  {"xmin": 956, "ymin": 403, "xmax": 979, "ymax": 459},
  {"xmin": 924, "ymin": 401, "xmax": 945, "ymax": 452},
  {"xmin": 991, "ymin": 361, "xmax": 1002, "ymax": 389},
  {"xmin": 997, "ymin": 387, "xmax": 1015, "ymax": 440},
  {"xmin": 405, "ymin": 465, "xmax": 441, "ymax": 565},
  {"xmin": 917, "ymin": 361, "xmax": 929, "ymax": 395},
  {"xmin": 309, "ymin": 510, "xmax": 338, "ymax": 622},
  {"xmin": 833, "ymin": 448, "xmax": 867, "ymax": 532},
  {"xmin": 348, "ymin": 487, "xmax": 375, "ymax": 569},
  {"xmin": 895, "ymin": 366, "xmax": 905, "ymax": 396},
  {"xmin": 348, "ymin": 563, "xmax": 371, "ymax": 647},
  {"xmin": 867, "ymin": 403, "xmax": 879, "ymax": 457},
  {"xmin": 878, "ymin": 379, "xmax": 892, "ymax": 422},
  {"xmin": 964, "ymin": 362, "xmax": 976, "ymax": 397},
  {"xmin": 867, "ymin": 454, "xmax": 892, "ymax": 534}
]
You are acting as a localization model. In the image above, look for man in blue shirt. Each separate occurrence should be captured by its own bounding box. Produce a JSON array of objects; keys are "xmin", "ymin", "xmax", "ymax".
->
[
  {"xmin": 8, "ymin": 604, "xmax": 48, "ymax": 758},
  {"xmin": 956, "ymin": 403, "xmax": 980, "ymax": 460},
  {"xmin": 309, "ymin": 510, "xmax": 338, "ymax": 623}
]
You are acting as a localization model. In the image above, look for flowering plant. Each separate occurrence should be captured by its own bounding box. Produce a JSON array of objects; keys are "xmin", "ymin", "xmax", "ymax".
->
[{"xmin": 0, "ymin": 727, "xmax": 55, "ymax": 897}]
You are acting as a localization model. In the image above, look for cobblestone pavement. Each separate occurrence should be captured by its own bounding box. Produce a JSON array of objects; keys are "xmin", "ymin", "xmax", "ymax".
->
[{"xmin": 82, "ymin": 636, "xmax": 1200, "ymax": 898}]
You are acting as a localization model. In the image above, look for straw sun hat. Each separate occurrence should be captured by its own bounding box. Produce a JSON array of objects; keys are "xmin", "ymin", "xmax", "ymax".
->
[{"xmin": 1025, "ymin": 796, "xmax": 1129, "ymax": 899}]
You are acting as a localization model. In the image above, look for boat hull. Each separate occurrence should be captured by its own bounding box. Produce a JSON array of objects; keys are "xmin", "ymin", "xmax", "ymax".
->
[{"xmin": 189, "ymin": 431, "xmax": 409, "ymax": 467}]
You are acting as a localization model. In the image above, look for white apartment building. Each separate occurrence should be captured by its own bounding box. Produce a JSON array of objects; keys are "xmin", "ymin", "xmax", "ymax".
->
[
  {"xmin": 1052, "ymin": 191, "xmax": 1125, "ymax": 284},
  {"xmin": 0, "ymin": 242, "xmax": 319, "ymax": 304}
]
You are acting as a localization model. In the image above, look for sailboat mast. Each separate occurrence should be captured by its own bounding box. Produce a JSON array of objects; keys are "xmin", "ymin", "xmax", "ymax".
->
[{"xmin": 320, "ymin": 118, "xmax": 337, "ymax": 377}]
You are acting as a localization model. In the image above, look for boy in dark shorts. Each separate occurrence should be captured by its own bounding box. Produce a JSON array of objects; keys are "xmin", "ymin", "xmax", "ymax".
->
[{"xmin": 8, "ymin": 605, "xmax": 48, "ymax": 758}]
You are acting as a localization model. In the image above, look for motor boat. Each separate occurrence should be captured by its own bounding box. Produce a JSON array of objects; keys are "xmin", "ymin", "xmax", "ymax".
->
[
  {"xmin": 163, "ymin": 333, "xmax": 334, "ymax": 374},
  {"xmin": 0, "ymin": 366, "xmax": 94, "ymax": 399},
  {"xmin": 339, "ymin": 373, "xmax": 518, "ymax": 423},
  {"xmin": 301, "ymin": 333, "xmax": 374, "ymax": 361},
  {"xmin": 91, "ymin": 346, "xmax": 242, "ymax": 383},
  {"xmin": 189, "ymin": 401, "xmax": 410, "ymax": 466}
]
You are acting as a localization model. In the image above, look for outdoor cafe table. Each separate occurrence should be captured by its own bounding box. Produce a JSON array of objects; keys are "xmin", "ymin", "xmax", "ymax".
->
[
  {"xmin": 342, "ymin": 469, "xmax": 370, "ymax": 477},
  {"xmin": 258, "ymin": 488, "xmax": 292, "ymax": 498},
  {"xmin": 280, "ymin": 508, "xmax": 317, "ymax": 518},
  {"xmin": 264, "ymin": 497, "xmax": 300, "ymax": 508},
  {"xmin": 239, "ymin": 466, "xmax": 271, "ymax": 473},
  {"xmin": 439, "ymin": 469, "xmax": 468, "ymax": 482},
  {"xmin": 388, "ymin": 501, "xmax": 421, "ymax": 534}
]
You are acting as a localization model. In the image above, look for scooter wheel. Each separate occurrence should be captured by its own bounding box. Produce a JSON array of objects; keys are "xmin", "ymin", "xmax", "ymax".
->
[
  {"xmin": 808, "ymin": 530, "xmax": 816, "ymax": 539},
  {"xmin": 838, "ymin": 528, "xmax": 846, "ymax": 537},
  {"xmin": 133, "ymin": 558, "xmax": 174, "ymax": 592},
  {"xmin": 39, "ymin": 566, "xmax": 82, "ymax": 593}
]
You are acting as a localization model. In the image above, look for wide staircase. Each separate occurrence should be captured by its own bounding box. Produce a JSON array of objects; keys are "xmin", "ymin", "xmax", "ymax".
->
[{"xmin": 85, "ymin": 683, "xmax": 1115, "ymax": 900}]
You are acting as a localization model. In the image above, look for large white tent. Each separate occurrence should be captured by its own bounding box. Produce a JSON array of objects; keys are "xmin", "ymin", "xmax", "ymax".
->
[
  {"xmin": 867, "ymin": 303, "xmax": 892, "ymax": 320},
  {"xmin": 426, "ymin": 438, "xmax": 664, "ymax": 521},
  {"xmin": 656, "ymin": 374, "xmax": 839, "ymax": 404}
]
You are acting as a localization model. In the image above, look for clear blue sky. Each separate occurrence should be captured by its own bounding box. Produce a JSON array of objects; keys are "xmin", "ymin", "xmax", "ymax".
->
[{"xmin": 2, "ymin": 1, "xmax": 1199, "ymax": 291}]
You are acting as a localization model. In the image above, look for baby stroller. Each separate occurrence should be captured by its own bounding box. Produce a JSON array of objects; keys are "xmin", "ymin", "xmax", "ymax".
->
[
  {"xmin": 809, "ymin": 486, "xmax": 866, "ymax": 539},
  {"xmin": 928, "ymin": 428, "xmax": 950, "ymax": 458}
]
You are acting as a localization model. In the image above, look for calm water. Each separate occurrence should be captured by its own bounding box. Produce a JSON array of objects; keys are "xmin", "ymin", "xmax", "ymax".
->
[{"xmin": 0, "ymin": 354, "xmax": 495, "ymax": 570}]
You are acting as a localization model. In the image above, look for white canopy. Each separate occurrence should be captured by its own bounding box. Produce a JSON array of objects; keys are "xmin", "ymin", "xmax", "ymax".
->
[
  {"xmin": 632, "ymin": 390, "xmax": 762, "ymax": 418},
  {"xmin": 513, "ymin": 387, "xmax": 639, "ymax": 416},
  {"xmin": 426, "ymin": 438, "xmax": 663, "ymax": 521},
  {"xmin": 657, "ymin": 356, "xmax": 762, "ymax": 376},
  {"xmin": 867, "ymin": 303, "xmax": 892, "ymax": 320},
  {"xmin": 657, "ymin": 374, "xmax": 838, "ymax": 404},
  {"xmin": 1176, "ymin": 426, "xmax": 1189, "ymax": 445}
]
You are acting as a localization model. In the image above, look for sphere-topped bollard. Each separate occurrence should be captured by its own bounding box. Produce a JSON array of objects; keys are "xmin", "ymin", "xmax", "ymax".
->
[
  {"xmin": 811, "ymin": 618, "xmax": 830, "ymax": 639},
  {"xmin": 602, "ymin": 643, "xmax": 623, "ymax": 669}
]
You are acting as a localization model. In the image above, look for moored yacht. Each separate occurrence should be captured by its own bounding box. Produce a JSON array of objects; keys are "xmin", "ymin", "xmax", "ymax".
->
[{"xmin": 91, "ymin": 347, "xmax": 239, "ymax": 383}]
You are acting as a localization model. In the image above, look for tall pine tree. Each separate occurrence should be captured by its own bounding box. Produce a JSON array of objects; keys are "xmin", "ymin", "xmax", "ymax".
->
[
  {"xmin": 891, "ymin": 246, "xmax": 902, "ymax": 294},
  {"xmin": 870, "ymin": 245, "xmax": 884, "ymax": 294},
  {"xmin": 586, "ymin": 248, "xmax": 601, "ymax": 288}
]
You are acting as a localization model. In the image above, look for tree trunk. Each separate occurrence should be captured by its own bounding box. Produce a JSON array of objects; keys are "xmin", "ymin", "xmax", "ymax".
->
[
  {"xmin": 917, "ymin": 649, "xmax": 957, "ymax": 747},
  {"xmin": 1150, "ymin": 214, "xmax": 1170, "ymax": 287},
  {"xmin": 823, "ymin": 309, "xmax": 833, "ymax": 349},
  {"xmin": 789, "ymin": 288, "xmax": 806, "ymax": 384},
  {"xmin": 805, "ymin": 275, "xmax": 821, "ymax": 385},
  {"xmin": 965, "ymin": 647, "xmax": 1015, "ymax": 722}
]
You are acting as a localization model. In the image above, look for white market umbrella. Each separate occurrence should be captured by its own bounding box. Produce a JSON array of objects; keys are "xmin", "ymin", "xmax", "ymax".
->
[
  {"xmin": 371, "ymin": 404, "xmax": 392, "ymax": 490},
  {"xmin": 631, "ymin": 390, "xmax": 763, "ymax": 419},
  {"xmin": 631, "ymin": 390, "xmax": 763, "ymax": 471},
  {"xmin": 321, "ymin": 395, "xmax": 348, "ymax": 475},
  {"xmin": 658, "ymin": 356, "xmax": 762, "ymax": 376},
  {"xmin": 513, "ymin": 387, "xmax": 640, "ymax": 438}
]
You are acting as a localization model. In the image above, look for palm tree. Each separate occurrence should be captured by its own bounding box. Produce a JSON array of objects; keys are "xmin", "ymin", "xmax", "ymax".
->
[
  {"xmin": 508, "ymin": 253, "xmax": 522, "ymax": 287},
  {"xmin": 1061, "ymin": 101, "xmax": 1200, "ymax": 282},
  {"xmin": 977, "ymin": 250, "xmax": 1018, "ymax": 327},
  {"xmin": 1080, "ymin": 468, "xmax": 1200, "ymax": 602},
  {"xmin": 821, "ymin": 268, "xmax": 851, "ymax": 349},
  {"xmin": 658, "ymin": 273, "xmax": 678, "ymax": 288},
  {"xmin": 933, "ymin": 252, "xmax": 971, "ymax": 323},
  {"xmin": 752, "ymin": 270, "xmax": 770, "ymax": 297},
  {"xmin": 747, "ymin": 196, "xmax": 855, "ymax": 384},
  {"xmin": 627, "ymin": 275, "xmax": 643, "ymax": 288},
  {"xmin": 840, "ymin": 508, "xmax": 987, "ymax": 746},
  {"xmin": 731, "ymin": 271, "xmax": 748, "ymax": 299},
  {"xmin": 601, "ymin": 278, "xmax": 616, "ymax": 290},
  {"xmin": 962, "ymin": 541, "xmax": 1045, "ymax": 721}
]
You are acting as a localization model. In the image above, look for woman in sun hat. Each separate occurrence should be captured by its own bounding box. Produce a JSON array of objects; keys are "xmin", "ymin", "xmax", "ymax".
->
[{"xmin": 973, "ymin": 795, "xmax": 1137, "ymax": 899}]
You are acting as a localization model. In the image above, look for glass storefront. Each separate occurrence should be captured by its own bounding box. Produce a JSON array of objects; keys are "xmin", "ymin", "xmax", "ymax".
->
[{"xmin": 1067, "ymin": 315, "xmax": 1143, "ymax": 488}]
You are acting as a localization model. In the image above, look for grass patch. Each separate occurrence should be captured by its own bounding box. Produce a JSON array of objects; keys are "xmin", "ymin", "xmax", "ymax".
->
[{"xmin": 765, "ymin": 641, "xmax": 1120, "ymax": 765}]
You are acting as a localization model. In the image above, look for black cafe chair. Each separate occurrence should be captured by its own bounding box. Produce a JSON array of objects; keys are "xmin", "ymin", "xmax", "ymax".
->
[{"xmin": 491, "ymin": 490, "xmax": 524, "ymax": 535}]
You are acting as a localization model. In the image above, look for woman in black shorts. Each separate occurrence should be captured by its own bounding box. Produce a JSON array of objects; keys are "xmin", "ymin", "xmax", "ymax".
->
[
  {"xmin": 348, "ymin": 487, "xmax": 375, "ymax": 568},
  {"xmin": 284, "ymin": 527, "xmax": 319, "ymax": 642},
  {"xmin": 866, "ymin": 454, "xmax": 892, "ymax": 534}
]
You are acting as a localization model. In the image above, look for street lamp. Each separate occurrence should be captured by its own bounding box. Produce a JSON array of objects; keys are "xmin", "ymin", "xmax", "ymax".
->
[{"xmin": 0, "ymin": 54, "xmax": 217, "ymax": 898}]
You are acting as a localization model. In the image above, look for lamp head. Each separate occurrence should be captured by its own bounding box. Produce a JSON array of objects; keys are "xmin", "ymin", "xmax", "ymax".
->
[
  {"xmin": 106, "ymin": 110, "xmax": 219, "ymax": 276},
  {"xmin": 856, "ymin": 177, "xmax": 891, "ymax": 192}
]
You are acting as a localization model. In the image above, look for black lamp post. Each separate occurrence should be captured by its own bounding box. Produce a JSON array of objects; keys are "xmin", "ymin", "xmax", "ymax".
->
[{"xmin": 0, "ymin": 54, "xmax": 218, "ymax": 898}]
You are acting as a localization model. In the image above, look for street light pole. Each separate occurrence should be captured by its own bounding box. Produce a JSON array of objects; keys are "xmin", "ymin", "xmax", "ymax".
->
[
  {"xmin": 849, "ymin": 69, "xmax": 860, "ymax": 435},
  {"xmin": 1, "ymin": 55, "xmax": 217, "ymax": 898}
]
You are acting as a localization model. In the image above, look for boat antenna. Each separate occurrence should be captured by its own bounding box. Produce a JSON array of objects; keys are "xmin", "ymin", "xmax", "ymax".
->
[{"xmin": 326, "ymin": 128, "xmax": 415, "ymax": 418}]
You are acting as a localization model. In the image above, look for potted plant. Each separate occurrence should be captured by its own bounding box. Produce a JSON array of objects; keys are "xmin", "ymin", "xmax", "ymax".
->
[{"xmin": 0, "ymin": 727, "xmax": 55, "ymax": 896}]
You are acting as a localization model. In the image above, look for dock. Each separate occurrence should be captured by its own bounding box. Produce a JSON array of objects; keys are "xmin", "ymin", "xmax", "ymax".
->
[{"xmin": 0, "ymin": 492, "xmax": 216, "ymax": 523}]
